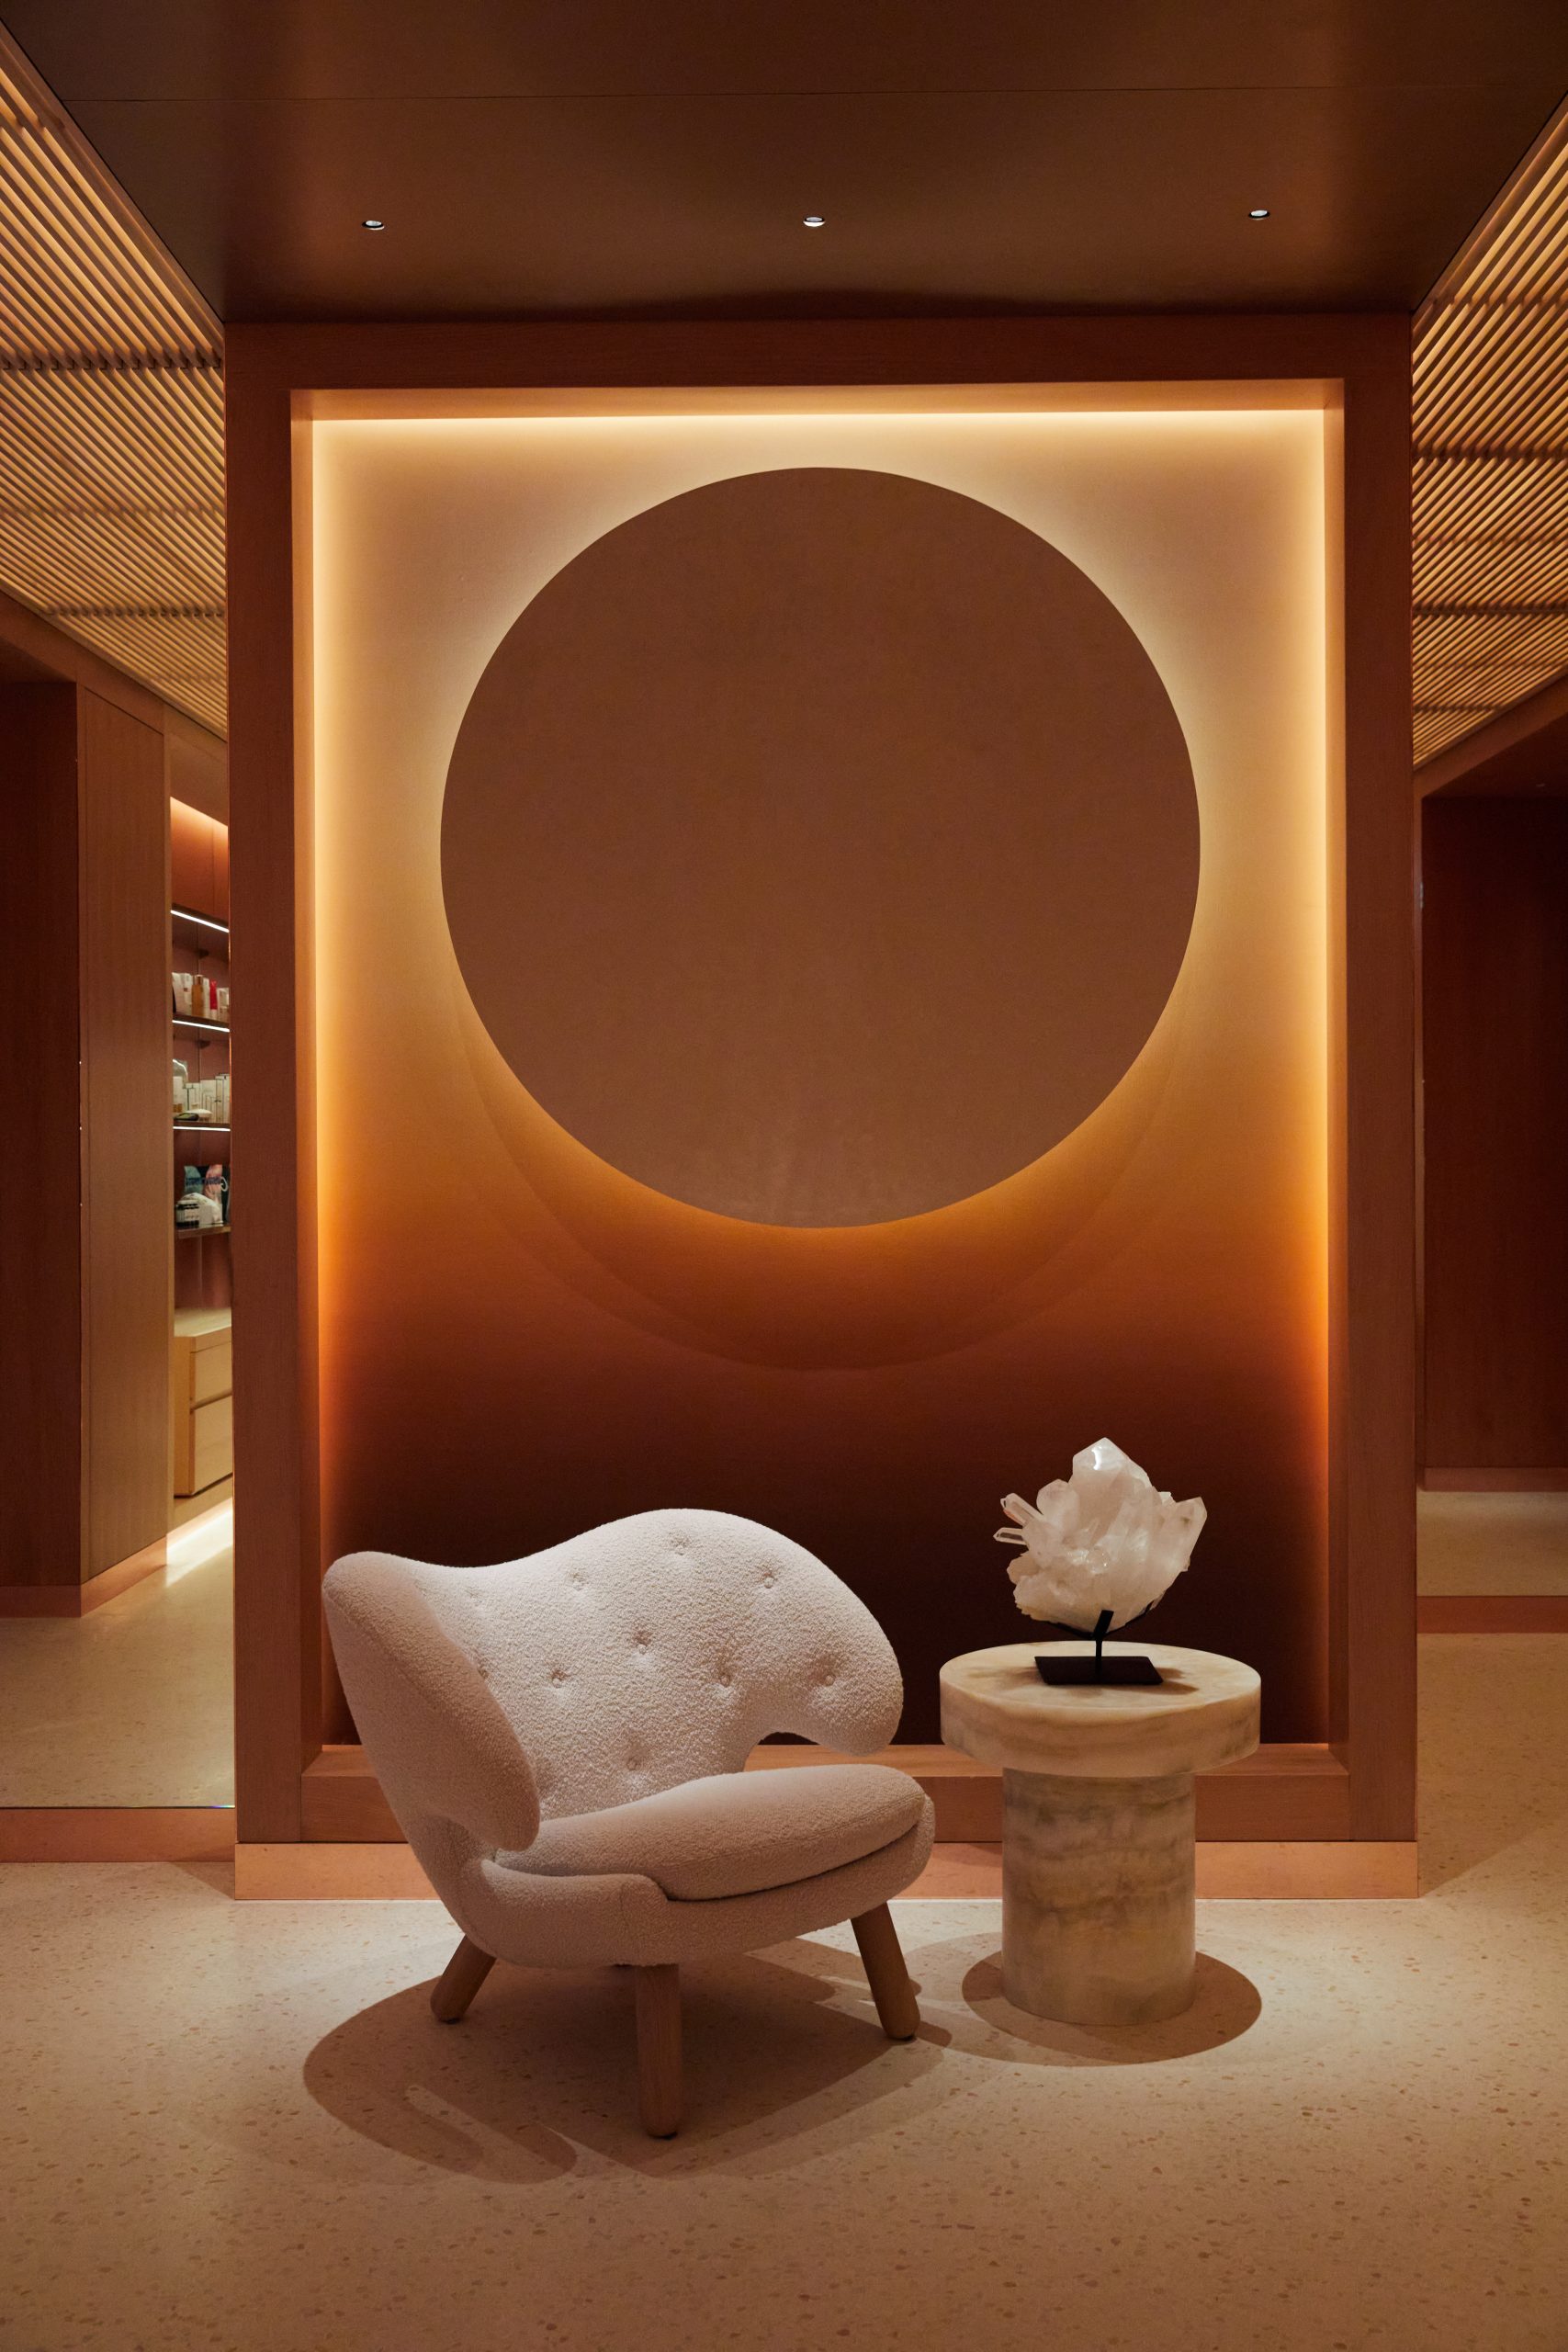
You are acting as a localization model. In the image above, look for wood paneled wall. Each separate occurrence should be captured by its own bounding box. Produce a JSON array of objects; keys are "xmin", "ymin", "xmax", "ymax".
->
[
  {"xmin": 1423, "ymin": 796, "xmax": 1568, "ymax": 1475},
  {"xmin": 0, "ymin": 672, "xmax": 180, "ymax": 1590},
  {"xmin": 170, "ymin": 797, "xmax": 231, "ymax": 920},
  {"xmin": 79, "ymin": 694, "xmax": 172, "ymax": 1576},
  {"xmin": 0, "ymin": 684, "xmax": 84, "ymax": 1583},
  {"xmin": 166, "ymin": 720, "xmax": 229, "ymax": 827}
]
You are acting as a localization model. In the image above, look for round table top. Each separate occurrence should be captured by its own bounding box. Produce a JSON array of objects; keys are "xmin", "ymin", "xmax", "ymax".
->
[{"xmin": 940, "ymin": 1641, "xmax": 1261, "ymax": 1781}]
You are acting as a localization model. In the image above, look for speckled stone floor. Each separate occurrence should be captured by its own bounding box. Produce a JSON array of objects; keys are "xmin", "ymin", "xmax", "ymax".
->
[
  {"xmin": 3, "ymin": 1631, "xmax": 1566, "ymax": 2352},
  {"xmin": 0, "ymin": 1505, "xmax": 233, "ymax": 1807},
  {"xmin": 1418, "ymin": 1489, "xmax": 1568, "ymax": 1596}
]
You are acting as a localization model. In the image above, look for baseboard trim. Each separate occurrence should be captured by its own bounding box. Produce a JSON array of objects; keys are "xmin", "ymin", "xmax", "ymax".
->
[
  {"xmin": 0, "ymin": 1540, "xmax": 169, "ymax": 1618},
  {"xmin": 301, "ymin": 1738, "xmax": 1351, "ymax": 1847},
  {"xmin": 238, "ymin": 1841, "xmax": 433, "ymax": 1898},
  {"xmin": 235, "ymin": 1836, "xmax": 1420, "ymax": 1903},
  {"xmin": 0, "ymin": 1809, "xmax": 235, "ymax": 1861},
  {"xmin": 1194, "ymin": 1841, "xmax": 1417, "ymax": 1897},
  {"xmin": 1418, "ymin": 1595, "xmax": 1568, "ymax": 1633},
  {"xmin": 0, "ymin": 1498, "xmax": 232, "ymax": 1618},
  {"xmin": 1421, "ymin": 1467, "xmax": 1568, "ymax": 1492}
]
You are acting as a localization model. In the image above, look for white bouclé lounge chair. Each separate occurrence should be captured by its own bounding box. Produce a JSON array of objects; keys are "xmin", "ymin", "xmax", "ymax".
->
[{"xmin": 322, "ymin": 1509, "xmax": 936, "ymax": 2134}]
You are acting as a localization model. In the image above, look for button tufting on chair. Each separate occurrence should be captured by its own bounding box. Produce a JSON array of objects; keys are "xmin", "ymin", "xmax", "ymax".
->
[{"xmin": 322, "ymin": 1508, "xmax": 933, "ymax": 2137}]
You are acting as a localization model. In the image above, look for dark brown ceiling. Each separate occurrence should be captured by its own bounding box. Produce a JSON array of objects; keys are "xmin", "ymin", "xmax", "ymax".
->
[{"xmin": 3, "ymin": 2, "xmax": 1567, "ymax": 322}]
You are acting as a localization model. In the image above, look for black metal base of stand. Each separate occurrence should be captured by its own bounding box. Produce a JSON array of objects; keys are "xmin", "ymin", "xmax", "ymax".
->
[
  {"xmin": 1034, "ymin": 1605, "xmax": 1165, "ymax": 1687},
  {"xmin": 1035, "ymin": 1654, "xmax": 1163, "ymax": 1687}
]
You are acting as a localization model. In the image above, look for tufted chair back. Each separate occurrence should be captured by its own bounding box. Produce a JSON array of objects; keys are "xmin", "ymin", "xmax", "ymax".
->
[{"xmin": 323, "ymin": 1510, "xmax": 905, "ymax": 1847}]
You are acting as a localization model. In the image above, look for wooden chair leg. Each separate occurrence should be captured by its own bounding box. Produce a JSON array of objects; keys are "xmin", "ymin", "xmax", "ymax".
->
[
  {"xmin": 431, "ymin": 1935, "xmax": 495, "ymax": 2022},
  {"xmin": 851, "ymin": 1903, "xmax": 921, "ymax": 2041},
  {"xmin": 634, "ymin": 1962, "xmax": 682, "ymax": 2137}
]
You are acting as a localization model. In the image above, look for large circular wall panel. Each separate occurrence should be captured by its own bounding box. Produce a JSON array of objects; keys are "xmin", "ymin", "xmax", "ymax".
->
[{"xmin": 442, "ymin": 467, "xmax": 1200, "ymax": 1227}]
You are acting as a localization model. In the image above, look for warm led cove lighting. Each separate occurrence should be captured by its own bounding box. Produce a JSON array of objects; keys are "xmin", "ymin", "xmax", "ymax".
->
[
  {"xmin": 802, "ymin": 214, "xmax": 826, "ymax": 229},
  {"xmin": 165, "ymin": 1499, "xmax": 233, "ymax": 1582},
  {"xmin": 363, "ymin": 217, "xmax": 386, "ymax": 232},
  {"xmin": 1248, "ymin": 207, "xmax": 1270, "ymax": 220}
]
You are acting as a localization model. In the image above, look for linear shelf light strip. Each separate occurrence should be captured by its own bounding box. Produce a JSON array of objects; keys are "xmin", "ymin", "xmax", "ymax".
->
[
  {"xmin": 1414, "ymin": 97, "xmax": 1568, "ymax": 769},
  {"xmin": 0, "ymin": 28, "xmax": 225, "ymax": 734}
]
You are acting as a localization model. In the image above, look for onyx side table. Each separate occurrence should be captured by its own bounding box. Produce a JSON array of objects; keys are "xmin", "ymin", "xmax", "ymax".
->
[{"xmin": 941, "ymin": 1642, "xmax": 1261, "ymax": 2026}]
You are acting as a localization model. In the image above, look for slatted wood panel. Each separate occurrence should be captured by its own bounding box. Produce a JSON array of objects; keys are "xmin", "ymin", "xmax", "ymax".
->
[
  {"xmin": 1415, "ymin": 99, "xmax": 1568, "ymax": 767},
  {"xmin": 0, "ymin": 29, "xmax": 224, "ymax": 733}
]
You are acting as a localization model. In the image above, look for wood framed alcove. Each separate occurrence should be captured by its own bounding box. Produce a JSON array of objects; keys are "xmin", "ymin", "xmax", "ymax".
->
[{"xmin": 226, "ymin": 312, "xmax": 1416, "ymax": 1884}]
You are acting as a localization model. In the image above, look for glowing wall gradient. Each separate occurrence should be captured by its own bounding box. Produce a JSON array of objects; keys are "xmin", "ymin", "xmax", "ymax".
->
[{"xmin": 310, "ymin": 406, "xmax": 1330, "ymax": 1739}]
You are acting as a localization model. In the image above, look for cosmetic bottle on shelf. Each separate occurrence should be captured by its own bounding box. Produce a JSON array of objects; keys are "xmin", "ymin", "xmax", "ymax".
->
[{"xmin": 175, "ymin": 1167, "xmax": 207, "ymax": 1228}]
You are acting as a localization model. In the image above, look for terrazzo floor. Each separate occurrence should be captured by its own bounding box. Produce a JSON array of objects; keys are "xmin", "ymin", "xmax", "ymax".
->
[
  {"xmin": 3, "ymin": 1631, "xmax": 1566, "ymax": 2352},
  {"xmin": 0, "ymin": 1506, "xmax": 233, "ymax": 1807},
  {"xmin": 1418, "ymin": 1488, "xmax": 1568, "ymax": 1596}
]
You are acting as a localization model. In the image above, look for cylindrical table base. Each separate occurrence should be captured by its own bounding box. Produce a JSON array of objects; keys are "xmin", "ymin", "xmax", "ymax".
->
[{"xmin": 1001, "ymin": 1766, "xmax": 1197, "ymax": 2026}]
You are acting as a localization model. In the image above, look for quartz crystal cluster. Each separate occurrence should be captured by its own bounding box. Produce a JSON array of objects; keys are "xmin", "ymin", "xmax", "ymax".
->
[{"xmin": 995, "ymin": 1438, "xmax": 1206, "ymax": 1632}]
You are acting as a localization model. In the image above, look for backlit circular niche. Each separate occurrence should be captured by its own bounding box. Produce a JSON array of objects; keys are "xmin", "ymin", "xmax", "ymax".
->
[{"xmin": 441, "ymin": 466, "xmax": 1200, "ymax": 1227}]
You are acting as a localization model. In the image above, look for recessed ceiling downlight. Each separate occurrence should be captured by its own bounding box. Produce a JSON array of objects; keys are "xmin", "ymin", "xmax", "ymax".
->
[
  {"xmin": 802, "ymin": 214, "xmax": 826, "ymax": 229},
  {"xmin": 1248, "ymin": 207, "xmax": 1270, "ymax": 220},
  {"xmin": 362, "ymin": 217, "xmax": 386, "ymax": 232}
]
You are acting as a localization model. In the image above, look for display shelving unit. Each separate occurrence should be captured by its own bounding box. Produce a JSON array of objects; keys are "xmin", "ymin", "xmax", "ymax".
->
[
  {"xmin": 171, "ymin": 900, "xmax": 231, "ymax": 1311},
  {"xmin": 170, "ymin": 860, "xmax": 233, "ymax": 1510}
]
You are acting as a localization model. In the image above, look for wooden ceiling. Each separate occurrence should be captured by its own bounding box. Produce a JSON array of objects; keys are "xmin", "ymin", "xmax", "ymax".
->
[
  {"xmin": 1414, "ymin": 102, "xmax": 1568, "ymax": 768},
  {"xmin": 2, "ymin": 6, "xmax": 1568, "ymax": 760},
  {"xmin": 0, "ymin": 29, "xmax": 224, "ymax": 732},
  {"xmin": 5, "ymin": 1, "xmax": 1567, "ymax": 320}
]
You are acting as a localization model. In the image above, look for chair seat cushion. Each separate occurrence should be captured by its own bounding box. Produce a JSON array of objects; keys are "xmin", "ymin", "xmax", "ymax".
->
[{"xmin": 514, "ymin": 1763, "xmax": 926, "ymax": 1901}]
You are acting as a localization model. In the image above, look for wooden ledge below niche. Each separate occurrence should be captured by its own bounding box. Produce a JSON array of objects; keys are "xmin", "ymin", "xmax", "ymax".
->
[
  {"xmin": 0, "ymin": 1809, "xmax": 235, "ymax": 1862},
  {"xmin": 1417, "ymin": 1595, "xmax": 1568, "ymax": 1633},
  {"xmin": 300, "ymin": 1738, "xmax": 1352, "ymax": 1847}
]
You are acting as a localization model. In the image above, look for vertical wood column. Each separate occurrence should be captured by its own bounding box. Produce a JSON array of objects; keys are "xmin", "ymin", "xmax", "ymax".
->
[
  {"xmin": 228, "ymin": 346, "xmax": 319, "ymax": 1838},
  {"xmin": 0, "ymin": 684, "xmax": 85, "ymax": 1588},
  {"xmin": 79, "ymin": 693, "xmax": 173, "ymax": 1576},
  {"xmin": 1423, "ymin": 797, "xmax": 1568, "ymax": 1472},
  {"xmin": 1334, "ymin": 339, "xmax": 1418, "ymax": 1842},
  {"xmin": 0, "ymin": 682, "xmax": 170, "ymax": 1595}
]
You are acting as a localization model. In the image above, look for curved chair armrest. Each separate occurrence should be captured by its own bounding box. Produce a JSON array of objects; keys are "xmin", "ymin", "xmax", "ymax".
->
[
  {"xmin": 324, "ymin": 1553, "xmax": 542, "ymax": 1856},
  {"xmin": 760, "ymin": 1567, "xmax": 906, "ymax": 1757}
]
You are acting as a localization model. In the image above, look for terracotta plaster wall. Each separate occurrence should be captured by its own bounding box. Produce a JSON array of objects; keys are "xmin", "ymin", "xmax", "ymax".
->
[{"xmin": 309, "ymin": 405, "xmax": 1331, "ymax": 1740}]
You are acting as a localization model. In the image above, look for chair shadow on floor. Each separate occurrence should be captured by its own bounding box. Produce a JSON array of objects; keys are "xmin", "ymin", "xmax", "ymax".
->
[
  {"xmin": 953, "ymin": 1948, "xmax": 1262, "ymax": 2066},
  {"xmin": 303, "ymin": 1936, "xmax": 948, "ymax": 2177}
]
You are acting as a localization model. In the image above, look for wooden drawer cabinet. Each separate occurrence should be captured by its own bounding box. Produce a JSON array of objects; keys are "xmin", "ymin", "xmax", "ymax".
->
[
  {"xmin": 172, "ymin": 1308, "xmax": 232, "ymax": 1497},
  {"xmin": 186, "ymin": 1395, "xmax": 233, "ymax": 1496},
  {"xmin": 189, "ymin": 1330, "xmax": 231, "ymax": 1406}
]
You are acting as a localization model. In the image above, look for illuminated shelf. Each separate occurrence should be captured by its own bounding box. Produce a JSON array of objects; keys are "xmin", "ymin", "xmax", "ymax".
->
[
  {"xmin": 174, "ymin": 1123, "xmax": 231, "ymax": 1134},
  {"xmin": 173, "ymin": 1016, "xmax": 230, "ymax": 1037},
  {"xmin": 175, "ymin": 1223, "xmax": 231, "ymax": 1240}
]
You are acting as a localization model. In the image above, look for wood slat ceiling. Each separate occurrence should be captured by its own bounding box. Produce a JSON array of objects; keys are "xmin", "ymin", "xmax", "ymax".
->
[
  {"xmin": 0, "ymin": 30, "xmax": 224, "ymax": 733},
  {"xmin": 1414, "ymin": 101, "xmax": 1568, "ymax": 769},
  {"xmin": 2, "ymin": 8, "xmax": 1564, "ymax": 772}
]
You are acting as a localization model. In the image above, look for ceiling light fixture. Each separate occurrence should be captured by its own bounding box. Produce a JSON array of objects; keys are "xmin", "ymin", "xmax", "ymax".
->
[
  {"xmin": 362, "ymin": 217, "xmax": 386, "ymax": 232},
  {"xmin": 802, "ymin": 214, "xmax": 826, "ymax": 229},
  {"xmin": 1248, "ymin": 207, "xmax": 1270, "ymax": 220}
]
